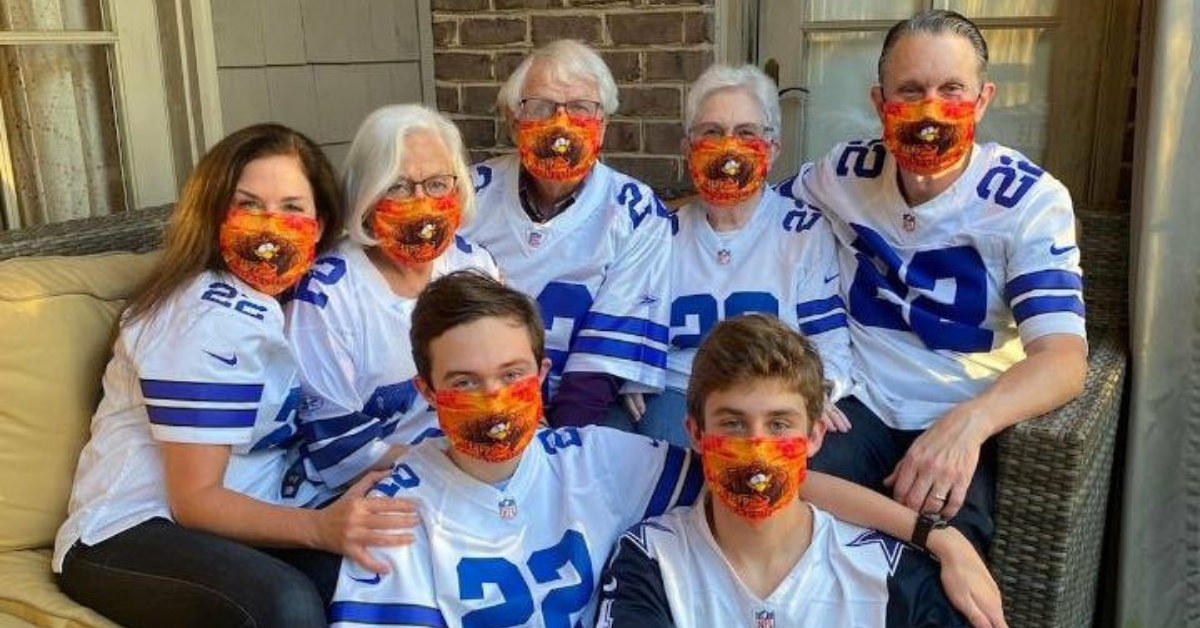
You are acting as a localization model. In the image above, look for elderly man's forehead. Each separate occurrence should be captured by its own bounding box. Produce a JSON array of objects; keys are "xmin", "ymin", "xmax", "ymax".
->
[
  {"xmin": 521, "ymin": 58, "xmax": 601, "ymax": 97},
  {"xmin": 880, "ymin": 31, "xmax": 983, "ymax": 82}
]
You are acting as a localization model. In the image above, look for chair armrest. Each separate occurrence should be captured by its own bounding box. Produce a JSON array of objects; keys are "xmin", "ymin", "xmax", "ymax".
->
[
  {"xmin": 0, "ymin": 205, "xmax": 172, "ymax": 261},
  {"xmin": 990, "ymin": 332, "xmax": 1127, "ymax": 628}
]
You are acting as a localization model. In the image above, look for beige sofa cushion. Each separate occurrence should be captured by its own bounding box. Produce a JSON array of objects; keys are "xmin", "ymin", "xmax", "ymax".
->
[
  {"xmin": 0, "ymin": 550, "xmax": 119, "ymax": 628},
  {"xmin": 0, "ymin": 253, "xmax": 158, "ymax": 551}
]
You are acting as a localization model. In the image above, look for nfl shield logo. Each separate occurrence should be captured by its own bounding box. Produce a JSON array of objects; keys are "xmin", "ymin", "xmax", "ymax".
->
[
  {"xmin": 717, "ymin": 248, "xmax": 732, "ymax": 265},
  {"xmin": 498, "ymin": 497, "xmax": 518, "ymax": 520},
  {"xmin": 754, "ymin": 610, "xmax": 775, "ymax": 628},
  {"xmin": 527, "ymin": 230, "xmax": 545, "ymax": 248}
]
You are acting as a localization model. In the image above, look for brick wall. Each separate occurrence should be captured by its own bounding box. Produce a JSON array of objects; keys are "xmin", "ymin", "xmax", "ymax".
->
[{"xmin": 432, "ymin": 0, "xmax": 716, "ymax": 195}]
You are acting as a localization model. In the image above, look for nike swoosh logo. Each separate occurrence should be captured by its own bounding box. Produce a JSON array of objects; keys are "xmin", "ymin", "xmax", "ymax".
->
[
  {"xmin": 824, "ymin": 273, "xmax": 840, "ymax": 284},
  {"xmin": 204, "ymin": 351, "xmax": 238, "ymax": 366},
  {"xmin": 603, "ymin": 576, "xmax": 617, "ymax": 593},
  {"xmin": 1049, "ymin": 244, "xmax": 1077, "ymax": 256},
  {"xmin": 349, "ymin": 573, "xmax": 382, "ymax": 585}
]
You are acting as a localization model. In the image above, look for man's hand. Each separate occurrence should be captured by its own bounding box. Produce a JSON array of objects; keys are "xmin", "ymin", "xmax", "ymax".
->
[
  {"xmin": 622, "ymin": 392, "xmax": 647, "ymax": 422},
  {"xmin": 884, "ymin": 403, "xmax": 988, "ymax": 518},
  {"xmin": 927, "ymin": 527, "xmax": 1009, "ymax": 628},
  {"xmin": 819, "ymin": 398, "xmax": 852, "ymax": 433},
  {"xmin": 315, "ymin": 470, "xmax": 419, "ymax": 573}
]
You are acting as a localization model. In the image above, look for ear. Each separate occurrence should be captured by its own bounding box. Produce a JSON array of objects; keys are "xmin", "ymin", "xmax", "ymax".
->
[
  {"xmin": 537, "ymin": 357, "xmax": 553, "ymax": 385},
  {"xmin": 806, "ymin": 414, "xmax": 828, "ymax": 458},
  {"xmin": 974, "ymin": 81, "xmax": 997, "ymax": 122},
  {"xmin": 505, "ymin": 111, "xmax": 520, "ymax": 146},
  {"xmin": 869, "ymin": 85, "xmax": 885, "ymax": 120},
  {"xmin": 414, "ymin": 375, "xmax": 437, "ymax": 407},
  {"xmin": 685, "ymin": 415, "xmax": 704, "ymax": 452},
  {"xmin": 596, "ymin": 113, "xmax": 608, "ymax": 150}
]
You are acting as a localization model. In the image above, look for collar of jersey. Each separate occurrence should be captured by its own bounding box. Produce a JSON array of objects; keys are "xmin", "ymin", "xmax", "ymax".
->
[
  {"xmin": 502, "ymin": 154, "xmax": 610, "ymax": 242},
  {"xmin": 419, "ymin": 429, "xmax": 545, "ymax": 508},
  {"xmin": 688, "ymin": 187, "xmax": 775, "ymax": 256},
  {"xmin": 881, "ymin": 142, "xmax": 984, "ymax": 238}
]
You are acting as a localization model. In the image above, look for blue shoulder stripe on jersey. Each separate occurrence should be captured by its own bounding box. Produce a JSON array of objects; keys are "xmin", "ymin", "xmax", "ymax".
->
[
  {"xmin": 328, "ymin": 602, "xmax": 447, "ymax": 627},
  {"xmin": 795, "ymin": 295, "xmax": 845, "ymax": 319},
  {"xmin": 140, "ymin": 380, "xmax": 263, "ymax": 403},
  {"xmin": 644, "ymin": 446, "xmax": 686, "ymax": 518},
  {"xmin": 146, "ymin": 405, "xmax": 257, "ymax": 428},
  {"xmin": 1004, "ymin": 269, "xmax": 1084, "ymax": 302},
  {"xmin": 1012, "ymin": 295, "xmax": 1086, "ymax": 324},
  {"xmin": 799, "ymin": 312, "xmax": 849, "ymax": 336},
  {"xmin": 306, "ymin": 421, "xmax": 381, "ymax": 471},
  {"xmin": 580, "ymin": 312, "xmax": 669, "ymax": 344},
  {"xmin": 676, "ymin": 451, "xmax": 704, "ymax": 507},
  {"xmin": 300, "ymin": 411, "xmax": 377, "ymax": 443},
  {"xmin": 572, "ymin": 336, "xmax": 667, "ymax": 369}
]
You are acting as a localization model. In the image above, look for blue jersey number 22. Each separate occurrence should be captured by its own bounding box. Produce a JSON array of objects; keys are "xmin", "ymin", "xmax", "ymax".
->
[{"xmin": 458, "ymin": 529, "xmax": 593, "ymax": 628}]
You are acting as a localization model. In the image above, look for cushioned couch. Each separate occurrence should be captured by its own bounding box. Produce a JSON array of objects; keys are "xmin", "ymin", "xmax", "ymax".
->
[{"xmin": 0, "ymin": 205, "xmax": 1127, "ymax": 628}]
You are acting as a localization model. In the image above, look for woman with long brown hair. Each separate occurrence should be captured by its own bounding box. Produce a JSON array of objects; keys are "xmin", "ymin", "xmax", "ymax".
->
[{"xmin": 53, "ymin": 124, "xmax": 416, "ymax": 628}]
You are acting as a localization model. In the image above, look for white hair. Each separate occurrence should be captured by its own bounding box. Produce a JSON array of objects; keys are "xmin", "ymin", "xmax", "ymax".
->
[
  {"xmin": 342, "ymin": 104, "xmax": 476, "ymax": 246},
  {"xmin": 684, "ymin": 63, "xmax": 781, "ymax": 138},
  {"xmin": 496, "ymin": 39, "xmax": 619, "ymax": 116}
]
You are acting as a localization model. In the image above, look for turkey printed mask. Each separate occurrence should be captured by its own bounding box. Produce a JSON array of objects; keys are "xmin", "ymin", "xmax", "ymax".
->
[
  {"xmin": 435, "ymin": 376, "xmax": 543, "ymax": 463},
  {"xmin": 701, "ymin": 433, "xmax": 808, "ymax": 522},
  {"xmin": 881, "ymin": 98, "xmax": 977, "ymax": 176},
  {"xmin": 688, "ymin": 136, "xmax": 771, "ymax": 207},
  {"xmin": 218, "ymin": 208, "xmax": 319, "ymax": 296},
  {"xmin": 372, "ymin": 194, "xmax": 462, "ymax": 265},
  {"xmin": 516, "ymin": 111, "xmax": 602, "ymax": 183}
]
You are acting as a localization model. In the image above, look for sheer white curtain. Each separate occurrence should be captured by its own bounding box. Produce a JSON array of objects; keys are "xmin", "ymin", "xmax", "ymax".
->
[
  {"xmin": 0, "ymin": 0, "xmax": 125, "ymax": 228},
  {"xmin": 1118, "ymin": 0, "xmax": 1200, "ymax": 625}
]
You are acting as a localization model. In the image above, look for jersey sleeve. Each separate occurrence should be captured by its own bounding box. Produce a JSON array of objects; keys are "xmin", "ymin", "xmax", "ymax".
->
[
  {"xmin": 136, "ymin": 303, "xmax": 275, "ymax": 446},
  {"xmin": 586, "ymin": 427, "xmax": 704, "ymax": 522},
  {"xmin": 792, "ymin": 210, "xmax": 853, "ymax": 401},
  {"xmin": 1003, "ymin": 181, "xmax": 1087, "ymax": 345},
  {"xmin": 285, "ymin": 262, "xmax": 393, "ymax": 490},
  {"xmin": 565, "ymin": 190, "xmax": 672, "ymax": 391},
  {"xmin": 593, "ymin": 527, "xmax": 675, "ymax": 628}
]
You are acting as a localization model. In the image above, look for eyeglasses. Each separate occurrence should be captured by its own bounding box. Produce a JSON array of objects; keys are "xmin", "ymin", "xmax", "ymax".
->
[
  {"xmin": 517, "ymin": 98, "xmax": 603, "ymax": 121},
  {"xmin": 385, "ymin": 174, "xmax": 458, "ymax": 200},
  {"xmin": 687, "ymin": 122, "xmax": 774, "ymax": 142}
]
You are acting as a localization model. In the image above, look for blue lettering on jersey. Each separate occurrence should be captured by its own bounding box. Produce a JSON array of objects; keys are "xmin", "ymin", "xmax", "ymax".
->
[
  {"xmin": 364, "ymin": 380, "xmax": 421, "ymax": 420},
  {"xmin": 292, "ymin": 257, "xmax": 348, "ymax": 309},
  {"xmin": 455, "ymin": 235, "xmax": 473, "ymax": 253},
  {"xmin": 773, "ymin": 174, "xmax": 798, "ymax": 199},
  {"xmin": 250, "ymin": 386, "xmax": 303, "ymax": 452},
  {"xmin": 373, "ymin": 463, "xmax": 421, "ymax": 496},
  {"xmin": 670, "ymin": 292, "xmax": 779, "ymax": 349},
  {"xmin": 847, "ymin": 224, "xmax": 993, "ymax": 352},
  {"xmin": 536, "ymin": 282, "xmax": 595, "ymax": 377},
  {"xmin": 201, "ymin": 282, "xmax": 268, "ymax": 320},
  {"xmin": 976, "ymin": 155, "xmax": 1044, "ymax": 208},
  {"xmin": 835, "ymin": 140, "xmax": 886, "ymax": 179},
  {"xmin": 538, "ymin": 427, "xmax": 583, "ymax": 454},
  {"xmin": 474, "ymin": 165, "xmax": 493, "ymax": 193},
  {"xmin": 458, "ymin": 529, "xmax": 593, "ymax": 628},
  {"xmin": 617, "ymin": 182, "xmax": 652, "ymax": 230},
  {"xmin": 782, "ymin": 199, "xmax": 822, "ymax": 233}
]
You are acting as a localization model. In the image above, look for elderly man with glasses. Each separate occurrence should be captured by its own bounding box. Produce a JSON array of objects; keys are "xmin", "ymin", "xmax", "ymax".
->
[{"xmin": 463, "ymin": 39, "xmax": 674, "ymax": 436}]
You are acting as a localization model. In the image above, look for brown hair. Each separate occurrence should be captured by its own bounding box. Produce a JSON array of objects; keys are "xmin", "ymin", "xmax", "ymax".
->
[
  {"xmin": 878, "ymin": 10, "xmax": 989, "ymax": 83},
  {"xmin": 686, "ymin": 313, "xmax": 825, "ymax": 431},
  {"xmin": 124, "ymin": 123, "xmax": 343, "ymax": 323},
  {"xmin": 410, "ymin": 270, "xmax": 546, "ymax": 385}
]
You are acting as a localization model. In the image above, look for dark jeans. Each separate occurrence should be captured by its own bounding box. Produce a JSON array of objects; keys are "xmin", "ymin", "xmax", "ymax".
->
[
  {"xmin": 58, "ymin": 518, "xmax": 342, "ymax": 628},
  {"xmin": 811, "ymin": 396, "xmax": 998, "ymax": 554}
]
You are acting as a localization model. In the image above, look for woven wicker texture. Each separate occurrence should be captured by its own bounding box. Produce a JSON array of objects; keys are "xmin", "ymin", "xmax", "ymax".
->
[{"xmin": 0, "ymin": 201, "xmax": 1131, "ymax": 626}]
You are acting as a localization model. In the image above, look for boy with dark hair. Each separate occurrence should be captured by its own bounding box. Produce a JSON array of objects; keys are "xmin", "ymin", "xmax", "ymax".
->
[{"xmin": 595, "ymin": 314, "xmax": 1008, "ymax": 628}]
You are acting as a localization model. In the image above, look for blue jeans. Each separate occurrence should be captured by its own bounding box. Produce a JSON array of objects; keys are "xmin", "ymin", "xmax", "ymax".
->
[
  {"xmin": 58, "ymin": 518, "xmax": 340, "ymax": 628},
  {"xmin": 599, "ymin": 389, "xmax": 691, "ymax": 448}
]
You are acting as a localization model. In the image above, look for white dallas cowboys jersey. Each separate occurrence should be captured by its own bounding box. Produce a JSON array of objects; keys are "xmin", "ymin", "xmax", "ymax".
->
[
  {"xmin": 783, "ymin": 141, "xmax": 1086, "ymax": 430},
  {"xmin": 329, "ymin": 426, "xmax": 703, "ymax": 628},
  {"xmin": 54, "ymin": 271, "xmax": 315, "ymax": 571},
  {"xmin": 595, "ymin": 503, "xmax": 968, "ymax": 628},
  {"xmin": 284, "ymin": 237, "xmax": 498, "ymax": 489},
  {"xmin": 463, "ymin": 155, "xmax": 672, "ymax": 393},
  {"xmin": 668, "ymin": 187, "xmax": 851, "ymax": 398}
]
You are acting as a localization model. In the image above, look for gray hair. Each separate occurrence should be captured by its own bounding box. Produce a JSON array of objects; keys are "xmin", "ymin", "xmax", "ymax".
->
[
  {"xmin": 684, "ymin": 63, "xmax": 781, "ymax": 138},
  {"xmin": 342, "ymin": 104, "xmax": 476, "ymax": 246},
  {"xmin": 878, "ymin": 10, "xmax": 989, "ymax": 82},
  {"xmin": 496, "ymin": 39, "xmax": 619, "ymax": 116}
]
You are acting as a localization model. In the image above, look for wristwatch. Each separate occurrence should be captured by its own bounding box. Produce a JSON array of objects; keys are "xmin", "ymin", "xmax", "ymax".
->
[{"xmin": 912, "ymin": 513, "xmax": 949, "ymax": 553}]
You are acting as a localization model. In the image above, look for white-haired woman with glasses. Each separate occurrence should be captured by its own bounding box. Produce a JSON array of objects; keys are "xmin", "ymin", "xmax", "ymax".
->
[
  {"xmin": 631, "ymin": 63, "xmax": 853, "ymax": 434},
  {"xmin": 285, "ymin": 104, "xmax": 499, "ymax": 493}
]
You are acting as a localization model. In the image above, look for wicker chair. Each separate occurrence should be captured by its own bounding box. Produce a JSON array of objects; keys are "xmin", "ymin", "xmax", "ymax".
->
[{"xmin": 0, "ymin": 204, "xmax": 1129, "ymax": 628}]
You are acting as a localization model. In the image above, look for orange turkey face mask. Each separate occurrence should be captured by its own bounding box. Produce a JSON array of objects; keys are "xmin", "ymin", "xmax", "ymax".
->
[
  {"xmin": 372, "ymin": 195, "xmax": 461, "ymax": 265},
  {"xmin": 218, "ymin": 208, "xmax": 319, "ymax": 296},
  {"xmin": 881, "ymin": 98, "xmax": 976, "ymax": 176},
  {"xmin": 435, "ymin": 376, "xmax": 543, "ymax": 463},
  {"xmin": 701, "ymin": 433, "xmax": 808, "ymax": 522},
  {"xmin": 688, "ymin": 136, "xmax": 771, "ymax": 208},
  {"xmin": 516, "ymin": 111, "xmax": 602, "ymax": 184}
]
